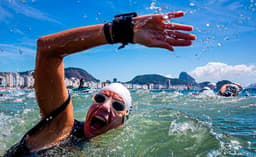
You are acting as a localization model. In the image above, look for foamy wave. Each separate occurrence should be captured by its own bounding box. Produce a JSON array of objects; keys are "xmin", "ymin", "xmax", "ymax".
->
[
  {"xmin": 168, "ymin": 120, "xmax": 197, "ymax": 135},
  {"xmin": 240, "ymin": 104, "xmax": 256, "ymax": 108}
]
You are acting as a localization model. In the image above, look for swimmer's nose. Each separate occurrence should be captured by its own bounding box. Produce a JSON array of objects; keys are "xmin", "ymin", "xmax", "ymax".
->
[{"xmin": 98, "ymin": 98, "xmax": 112, "ymax": 112}]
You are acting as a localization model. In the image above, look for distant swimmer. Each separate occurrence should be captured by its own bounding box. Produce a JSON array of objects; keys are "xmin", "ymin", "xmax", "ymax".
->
[
  {"xmin": 218, "ymin": 83, "xmax": 243, "ymax": 97},
  {"xmin": 5, "ymin": 11, "xmax": 196, "ymax": 156}
]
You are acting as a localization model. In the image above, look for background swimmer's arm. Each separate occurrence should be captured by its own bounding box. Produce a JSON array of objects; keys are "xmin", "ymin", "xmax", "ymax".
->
[{"xmin": 219, "ymin": 84, "xmax": 229, "ymax": 95}]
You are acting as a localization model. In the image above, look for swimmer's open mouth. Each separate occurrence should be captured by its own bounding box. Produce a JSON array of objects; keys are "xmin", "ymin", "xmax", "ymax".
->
[{"xmin": 90, "ymin": 116, "xmax": 107, "ymax": 129}]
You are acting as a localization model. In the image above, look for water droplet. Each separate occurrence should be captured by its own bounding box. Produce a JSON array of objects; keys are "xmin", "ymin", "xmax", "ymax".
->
[
  {"xmin": 217, "ymin": 42, "xmax": 222, "ymax": 47},
  {"xmin": 18, "ymin": 49, "xmax": 23, "ymax": 55},
  {"xmin": 189, "ymin": 2, "xmax": 195, "ymax": 7},
  {"xmin": 224, "ymin": 36, "xmax": 230, "ymax": 40},
  {"xmin": 206, "ymin": 23, "xmax": 210, "ymax": 27},
  {"xmin": 19, "ymin": 0, "xmax": 26, "ymax": 3},
  {"xmin": 162, "ymin": 14, "xmax": 169, "ymax": 20},
  {"xmin": 188, "ymin": 10, "xmax": 197, "ymax": 14}
]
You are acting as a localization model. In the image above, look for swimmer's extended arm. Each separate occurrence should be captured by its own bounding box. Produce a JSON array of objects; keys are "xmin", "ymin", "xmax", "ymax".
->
[{"xmin": 30, "ymin": 11, "xmax": 196, "ymax": 151}]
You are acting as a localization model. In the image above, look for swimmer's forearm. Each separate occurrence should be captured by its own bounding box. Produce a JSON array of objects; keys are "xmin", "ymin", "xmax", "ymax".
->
[{"xmin": 37, "ymin": 24, "xmax": 107, "ymax": 57}]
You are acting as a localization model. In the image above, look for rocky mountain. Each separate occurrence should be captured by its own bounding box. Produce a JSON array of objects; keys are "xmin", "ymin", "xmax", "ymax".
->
[
  {"xmin": 179, "ymin": 72, "xmax": 196, "ymax": 85},
  {"xmin": 64, "ymin": 67, "xmax": 99, "ymax": 82}
]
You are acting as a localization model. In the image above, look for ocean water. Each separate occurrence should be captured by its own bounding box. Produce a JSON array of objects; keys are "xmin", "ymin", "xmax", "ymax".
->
[{"xmin": 0, "ymin": 89, "xmax": 256, "ymax": 157}]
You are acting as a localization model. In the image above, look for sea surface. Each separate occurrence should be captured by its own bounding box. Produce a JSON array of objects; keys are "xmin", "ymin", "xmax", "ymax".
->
[{"xmin": 0, "ymin": 89, "xmax": 256, "ymax": 157}]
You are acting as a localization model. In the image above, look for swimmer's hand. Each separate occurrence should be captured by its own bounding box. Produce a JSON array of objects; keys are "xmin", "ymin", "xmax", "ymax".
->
[{"xmin": 133, "ymin": 11, "xmax": 196, "ymax": 51}]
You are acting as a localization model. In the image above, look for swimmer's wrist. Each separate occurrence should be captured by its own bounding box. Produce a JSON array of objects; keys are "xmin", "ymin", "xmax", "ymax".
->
[{"xmin": 103, "ymin": 12, "xmax": 137, "ymax": 49}]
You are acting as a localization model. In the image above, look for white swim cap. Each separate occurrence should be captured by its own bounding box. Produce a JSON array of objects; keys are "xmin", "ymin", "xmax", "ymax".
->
[{"xmin": 101, "ymin": 83, "xmax": 132, "ymax": 114}]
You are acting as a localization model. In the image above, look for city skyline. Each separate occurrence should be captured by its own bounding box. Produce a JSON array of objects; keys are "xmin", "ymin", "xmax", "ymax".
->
[
  {"xmin": 0, "ymin": 71, "xmax": 193, "ymax": 90},
  {"xmin": 0, "ymin": 0, "xmax": 256, "ymax": 86}
]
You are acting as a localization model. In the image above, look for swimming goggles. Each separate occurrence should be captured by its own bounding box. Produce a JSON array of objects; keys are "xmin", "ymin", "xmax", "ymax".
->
[{"xmin": 92, "ymin": 93, "xmax": 126, "ymax": 112}]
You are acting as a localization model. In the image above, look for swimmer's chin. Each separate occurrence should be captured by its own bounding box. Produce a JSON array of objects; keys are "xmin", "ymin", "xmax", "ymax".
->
[{"xmin": 83, "ymin": 123, "xmax": 106, "ymax": 139}]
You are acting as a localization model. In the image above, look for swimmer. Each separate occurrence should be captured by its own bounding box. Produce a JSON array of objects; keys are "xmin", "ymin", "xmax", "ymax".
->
[
  {"xmin": 218, "ymin": 83, "xmax": 243, "ymax": 97},
  {"xmin": 5, "ymin": 11, "xmax": 196, "ymax": 156}
]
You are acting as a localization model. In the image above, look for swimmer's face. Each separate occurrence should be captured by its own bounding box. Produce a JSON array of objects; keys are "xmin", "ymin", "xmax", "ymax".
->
[{"xmin": 84, "ymin": 90, "xmax": 128, "ymax": 138}]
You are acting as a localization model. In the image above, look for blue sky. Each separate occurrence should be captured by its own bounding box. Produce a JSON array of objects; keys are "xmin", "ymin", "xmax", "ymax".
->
[{"xmin": 0, "ymin": 0, "xmax": 256, "ymax": 86}]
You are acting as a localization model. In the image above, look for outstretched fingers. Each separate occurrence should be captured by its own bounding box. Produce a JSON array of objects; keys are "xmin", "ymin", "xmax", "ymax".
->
[
  {"xmin": 160, "ymin": 11, "xmax": 185, "ymax": 20},
  {"xmin": 166, "ymin": 31, "xmax": 196, "ymax": 40},
  {"xmin": 164, "ymin": 23, "xmax": 194, "ymax": 31},
  {"xmin": 150, "ymin": 39, "xmax": 174, "ymax": 51},
  {"xmin": 167, "ymin": 38, "xmax": 192, "ymax": 46}
]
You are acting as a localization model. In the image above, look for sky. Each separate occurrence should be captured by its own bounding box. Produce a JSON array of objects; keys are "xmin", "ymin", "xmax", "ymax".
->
[{"xmin": 0, "ymin": 0, "xmax": 256, "ymax": 86}]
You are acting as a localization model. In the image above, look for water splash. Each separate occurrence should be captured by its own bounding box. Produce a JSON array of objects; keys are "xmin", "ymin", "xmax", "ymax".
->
[{"xmin": 149, "ymin": 0, "xmax": 162, "ymax": 14}]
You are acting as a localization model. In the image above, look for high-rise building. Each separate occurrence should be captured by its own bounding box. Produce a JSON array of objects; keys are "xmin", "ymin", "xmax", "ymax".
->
[{"xmin": 0, "ymin": 76, "xmax": 6, "ymax": 87}]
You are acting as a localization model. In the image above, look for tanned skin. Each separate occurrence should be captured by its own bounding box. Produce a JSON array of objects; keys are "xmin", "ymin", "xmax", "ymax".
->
[{"xmin": 25, "ymin": 11, "xmax": 196, "ymax": 151}]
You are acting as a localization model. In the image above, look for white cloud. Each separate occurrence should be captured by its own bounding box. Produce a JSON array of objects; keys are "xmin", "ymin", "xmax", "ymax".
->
[
  {"xmin": 1, "ymin": 0, "xmax": 61, "ymax": 24},
  {"xmin": 0, "ymin": 5, "xmax": 12, "ymax": 23},
  {"xmin": 190, "ymin": 62, "xmax": 256, "ymax": 86},
  {"xmin": 0, "ymin": 43, "xmax": 35, "ymax": 57}
]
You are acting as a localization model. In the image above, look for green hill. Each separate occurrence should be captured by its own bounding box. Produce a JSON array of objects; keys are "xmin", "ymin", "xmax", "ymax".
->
[
  {"xmin": 127, "ymin": 74, "xmax": 193, "ymax": 85},
  {"xmin": 64, "ymin": 67, "xmax": 99, "ymax": 82}
]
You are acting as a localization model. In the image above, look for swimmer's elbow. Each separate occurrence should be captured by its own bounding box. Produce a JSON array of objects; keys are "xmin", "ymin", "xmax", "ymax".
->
[
  {"xmin": 37, "ymin": 37, "xmax": 48, "ymax": 53},
  {"xmin": 36, "ymin": 36, "xmax": 58, "ymax": 58}
]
